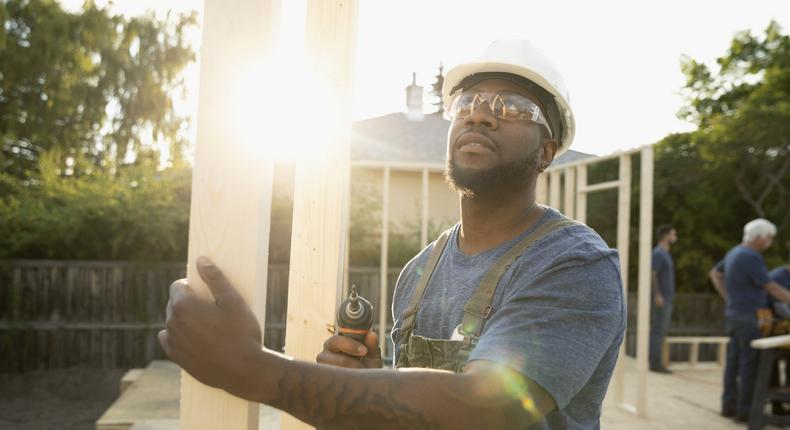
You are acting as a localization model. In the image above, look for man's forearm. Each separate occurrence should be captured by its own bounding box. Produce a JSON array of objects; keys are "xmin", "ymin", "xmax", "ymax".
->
[
  {"xmin": 709, "ymin": 270, "xmax": 726, "ymax": 300},
  {"xmin": 245, "ymin": 350, "xmax": 538, "ymax": 430},
  {"xmin": 766, "ymin": 282, "xmax": 790, "ymax": 304},
  {"xmin": 651, "ymin": 274, "xmax": 662, "ymax": 300}
]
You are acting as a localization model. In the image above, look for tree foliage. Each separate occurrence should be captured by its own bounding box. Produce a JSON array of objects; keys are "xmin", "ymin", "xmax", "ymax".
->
[
  {"xmin": 0, "ymin": 151, "xmax": 191, "ymax": 260},
  {"xmin": 653, "ymin": 21, "xmax": 790, "ymax": 289},
  {"xmin": 0, "ymin": 0, "xmax": 197, "ymax": 261},
  {"xmin": 0, "ymin": 0, "xmax": 197, "ymax": 178}
]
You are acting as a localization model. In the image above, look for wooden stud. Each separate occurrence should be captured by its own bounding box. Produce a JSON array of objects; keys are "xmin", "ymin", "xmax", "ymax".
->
[
  {"xmin": 613, "ymin": 154, "xmax": 631, "ymax": 405},
  {"xmin": 580, "ymin": 180, "xmax": 621, "ymax": 193},
  {"xmin": 718, "ymin": 342, "xmax": 728, "ymax": 367},
  {"xmin": 689, "ymin": 342, "xmax": 699, "ymax": 367},
  {"xmin": 536, "ymin": 173, "xmax": 548, "ymax": 206},
  {"xmin": 575, "ymin": 165, "xmax": 587, "ymax": 224},
  {"xmin": 563, "ymin": 168, "xmax": 575, "ymax": 218},
  {"xmin": 421, "ymin": 168, "xmax": 430, "ymax": 247},
  {"xmin": 379, "ymin": 167, "xmax": 391, "ymax": 353},
  {"xmin": 344, "ymin": 169, "xmax": 353, "ymax": 297},
  {"xmin": 282, "ymin": 2, "xmax": 358, "ymax": 429},
  {"xmin": 180, "ymin": 0, "xmax": 280, "ymax": 428},
  {"xmin": 662, "ymin": 340, "xmax": 670, "ymax": 369},
  {"xmin": 549, "ymin": 170, "xmax": 561, "ymax": 210},
  {"xmin": 636, "ymin": 146, "xmax": 654, "ymax": 417}
]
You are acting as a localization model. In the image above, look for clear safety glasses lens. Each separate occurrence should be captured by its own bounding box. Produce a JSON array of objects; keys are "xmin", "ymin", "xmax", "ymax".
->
[{"xmin": 449, "ymin": 92, "xmax": 553, "ymax": 138}]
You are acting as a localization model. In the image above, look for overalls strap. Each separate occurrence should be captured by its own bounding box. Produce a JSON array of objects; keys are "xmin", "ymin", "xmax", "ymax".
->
[
  {"xmin": 398, "ymin": 228, "xmax": 453, "ymax": 342},
  {"xmin": 459, "ymin": 218, "xmax": 579, "ymax": 345}
]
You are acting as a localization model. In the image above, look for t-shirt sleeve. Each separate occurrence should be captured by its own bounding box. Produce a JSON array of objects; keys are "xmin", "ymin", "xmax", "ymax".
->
[
  {"xmin": 652, "ymin": 249, "xmax": 665, "ymax": 274},
  {"xmin": 742, "ymin": 253, "xmax": 771, "ymax": 289},
  {"xmin": 770, "ymin": 269, "xmax": 790, "ymax": 289},
  {"xmin": 715, "ymin": 259, "xmax": 725, "ymax": 273},
  {"xmin": 467, "ymin": 242, "xmax": 624, "ymax": 409}
]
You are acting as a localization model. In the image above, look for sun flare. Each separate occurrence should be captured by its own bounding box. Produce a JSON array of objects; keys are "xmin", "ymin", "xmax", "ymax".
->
[{"xmin": 224, "ymin": 1, "xmax": 345, "ymax": 164}]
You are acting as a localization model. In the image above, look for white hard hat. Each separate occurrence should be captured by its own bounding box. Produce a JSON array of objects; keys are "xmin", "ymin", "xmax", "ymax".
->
[{"xmin": 442, "ymin": 39, "xmax": 576, "ymax": 153}]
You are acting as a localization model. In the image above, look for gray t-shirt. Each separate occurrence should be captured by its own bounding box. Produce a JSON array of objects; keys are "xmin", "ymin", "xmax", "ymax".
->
[{"xmin": 391, "ymin": 208, "xmax": 625, "ymax": 429}]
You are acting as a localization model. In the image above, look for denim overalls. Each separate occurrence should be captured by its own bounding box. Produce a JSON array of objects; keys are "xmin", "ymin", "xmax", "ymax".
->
[{"xmin": 395, "ymin": 217, "xmax": 577, "ymax": 372}]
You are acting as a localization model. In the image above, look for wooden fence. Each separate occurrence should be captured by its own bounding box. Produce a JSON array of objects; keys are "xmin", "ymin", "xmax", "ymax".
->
[
  {"xmin": 0, "ymin": 259, "xmax": 725, "ymax": 372},
  {"xmin": 0, "ymin": 260, "xmax": 401, "ymax": 372}
]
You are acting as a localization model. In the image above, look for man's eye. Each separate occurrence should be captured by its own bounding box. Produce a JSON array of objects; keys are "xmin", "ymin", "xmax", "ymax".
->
[
  {"xmin": 455, "ymin": 104, "xmax": 473, "ymax": 116},
  {"xmin": 502, "ymin": 101, "xmax": 520, "ymax": 119}
]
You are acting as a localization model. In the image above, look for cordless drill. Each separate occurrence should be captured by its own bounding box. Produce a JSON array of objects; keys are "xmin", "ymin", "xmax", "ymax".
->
[{"xmin": 336, "ymin": 285, "xmax": 374, "ymax": 343}]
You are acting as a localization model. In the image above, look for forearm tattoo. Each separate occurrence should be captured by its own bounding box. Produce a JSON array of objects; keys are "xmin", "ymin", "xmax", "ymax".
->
[{"xmin": 270, "ymin": 363, "xmax": 440, "ymax": 429}]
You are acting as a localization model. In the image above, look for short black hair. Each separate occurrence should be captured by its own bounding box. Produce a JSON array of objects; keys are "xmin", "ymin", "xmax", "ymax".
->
[{"xmin": 656, "ymin": 225, "xmax": 674, "ymax": 241}]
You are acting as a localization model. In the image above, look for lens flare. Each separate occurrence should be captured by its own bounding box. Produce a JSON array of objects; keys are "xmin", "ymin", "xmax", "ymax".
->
[{"xmin": 496, "ymin": 361, "xmax": 540, "ymax": 416}]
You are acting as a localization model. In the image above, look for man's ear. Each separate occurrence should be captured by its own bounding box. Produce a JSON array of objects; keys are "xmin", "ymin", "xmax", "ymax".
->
[{"xmin": 539, "ymin": 139, "xmax": 559, "ymax": 172}]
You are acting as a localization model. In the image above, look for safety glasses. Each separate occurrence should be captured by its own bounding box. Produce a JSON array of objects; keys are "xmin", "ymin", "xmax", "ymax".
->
[{"xmin": 448, "ymin": 91, "xmax": 553, "ymax": 138}]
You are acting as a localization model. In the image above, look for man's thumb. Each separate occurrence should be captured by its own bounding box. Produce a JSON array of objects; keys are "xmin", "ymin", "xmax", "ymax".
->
[{"xmin": 196, "ymin": 256, "xmax": 238, "ymax": 305}]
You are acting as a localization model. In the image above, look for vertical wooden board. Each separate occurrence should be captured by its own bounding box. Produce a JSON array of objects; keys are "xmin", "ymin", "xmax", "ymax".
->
[
  {"xmin": 421, "ymin": 168, "xmax": 430, "ymax": 247},
  {"xmin": 535, "ymin": 173, "xmax": 548, "ymax": 205},
  {"xmin": 563, "ymin": 168, "xmax": 575, "ymax": 218},
  {"xmin": 344, "ymin": 170, "xmax": 353, "ymax": 297},
  {"xmin": 636, "ymin": 146, "xmax": 654, "ymax": 416},
  {"xmin": 282, "ymin": 1, "xmax": 358, "ymax": 429},
  {"xmin": 613, "ymin": 154, "xmax": 632, "ymax": 404},
  {"xmin": 179, "ymin": 0, "xmax": 280, "ymax": 428},
  {"xmin": 379, "ymin": 167, "xmax": 391, "ymax": 353},
  {"xmin": 11, "ymin": 267, "xmax": 19, "ymax": 320},
  {"xmin": 548, "ymin": 170, "xmax": 561, "ymax": 209},
  {"xmin": 575, "ymin": 165, "xmax": 587, "ymax": 224}
]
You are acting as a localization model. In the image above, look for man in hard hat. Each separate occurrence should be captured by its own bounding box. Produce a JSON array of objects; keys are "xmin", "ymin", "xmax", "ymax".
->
[{"xmin": 160, "ymin": 40, "xmax": 625, "ymax": 429}]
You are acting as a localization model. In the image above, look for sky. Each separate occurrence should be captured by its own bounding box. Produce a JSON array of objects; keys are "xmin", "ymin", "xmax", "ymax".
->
[{"xmin": 59, "ymin": 0, "xmax": 790, "ymax": 156}]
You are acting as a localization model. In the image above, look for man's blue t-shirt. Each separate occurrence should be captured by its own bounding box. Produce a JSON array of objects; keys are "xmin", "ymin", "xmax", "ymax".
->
[
  {"xmin": 391, "ymin": 208, "xmax": 625, "ymax": 430},
  {"xmin": 651, "ymin": 246, "xmax": 675, "ymax": 301},
  {"xmin": 770, "ymin": 266, "xmax": 790, "ymax": 290},
  {"xmin": 715, "ymin": 245, "xmax": 771, "ymax": 317},
  {"xmin": 768, "ymin": 266, "xmax": 790, "ymax": 317}
]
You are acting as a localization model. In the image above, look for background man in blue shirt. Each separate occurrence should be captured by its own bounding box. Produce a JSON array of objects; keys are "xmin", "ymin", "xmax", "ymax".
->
[
  {"xmin": 709, "ymin": 219, "xmax": 790, "ymax": 423},
  {"xmin": 650, "ymin": 225, "xmax": 677, "ymax": 373},
  {"xmin": 770, "ymin": 254, "xmax": 790, "ymax": 291},
  {"xmin": 770, "ymin": 254, "xmax": 790, "ymax": 318}
]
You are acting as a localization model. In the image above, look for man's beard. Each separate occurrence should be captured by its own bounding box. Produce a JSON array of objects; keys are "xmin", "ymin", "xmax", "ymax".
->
[{"xmin": 445, "ymin": 148, "xmax": 541, "ymax": 197}]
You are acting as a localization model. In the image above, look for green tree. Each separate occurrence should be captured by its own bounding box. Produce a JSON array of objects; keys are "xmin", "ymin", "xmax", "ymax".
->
[
  {"xmin": 678, "ymin": 20, "xmax": 790, "ymax": 234},
  {"xmin": 651, "ymin": 21, "xmax": 790, "ymax": 290},
  {"xmin": 0, "ymin": 149, "xmax": 192, "ymax": 260},
  {"xmin": 0, "ymin": 1, "xmax": 197, "ymax": 261},
  {"xmin": 0, "ymin": 0, "xmax": 196, "ymax": 177}
]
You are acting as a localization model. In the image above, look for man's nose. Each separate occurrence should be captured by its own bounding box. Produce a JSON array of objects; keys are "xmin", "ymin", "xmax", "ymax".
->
[{"xmin": 464, "ymin": 101, "xmax": 498, "ymax": 130}]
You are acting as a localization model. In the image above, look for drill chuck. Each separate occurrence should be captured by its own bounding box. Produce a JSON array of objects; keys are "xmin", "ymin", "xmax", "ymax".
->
[{"xmin": 337, "ymin": 285, "xmax": 373, "ymax": 342}]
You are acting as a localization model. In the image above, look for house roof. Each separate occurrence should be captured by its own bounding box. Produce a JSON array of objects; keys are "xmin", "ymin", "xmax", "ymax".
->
[{"xmin": 351, "ymin": 112, "xmax": 593, "ymax": 166}]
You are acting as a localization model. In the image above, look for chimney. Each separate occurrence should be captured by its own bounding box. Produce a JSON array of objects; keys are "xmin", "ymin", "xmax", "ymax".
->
[{"xmin": 405, "ymin": 72, "xmax": 424, "ymax": 121}]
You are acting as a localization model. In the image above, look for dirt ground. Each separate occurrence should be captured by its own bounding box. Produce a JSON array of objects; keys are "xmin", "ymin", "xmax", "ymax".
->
[{"xmin": 0, "ymin": 367, "xmax": 126, "ymax": 430}]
